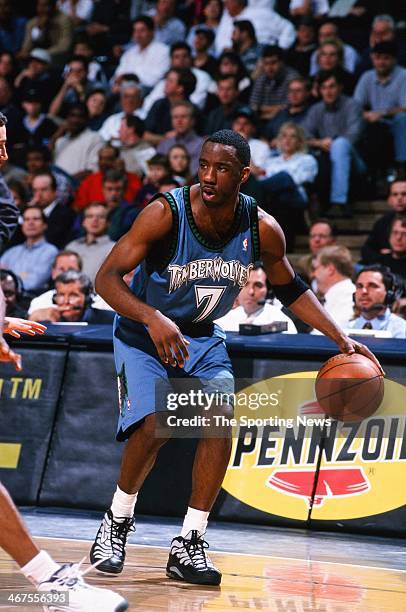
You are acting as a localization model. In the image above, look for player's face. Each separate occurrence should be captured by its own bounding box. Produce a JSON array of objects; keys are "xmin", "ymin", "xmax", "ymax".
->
[
  {"xmin": 309, "ymin": 223, "xmax": 334, "ymax": 254},
  {"xmin": 0, "ymin": 124, "xmax": 8, "ymax": 167},
  {"xmin": 388, "ymin": 181, "xmax": 406, "ymax": 213},
  {"xmin": 54, "ymin": 281, "xmax": 86, "ymax": 321},
  {"xmin": 389, "ymin": 220, "xmax": 406, "ymax": 256},
  {"xmin": 239, "ymin": 269, "xmax": 268, "ymax": 315},
  {"xmin": 198, "ymin": 141, "xmax": 250, "ymax": 207},
  {"xmin": 355, "ymin": 271, "xmax": 387, "ymax": 311}
]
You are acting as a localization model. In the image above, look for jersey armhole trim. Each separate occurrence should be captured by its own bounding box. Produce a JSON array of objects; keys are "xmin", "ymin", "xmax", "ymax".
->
[
  {"xmin": 147, "ymin": 191, "xmax": 179, "ymax": 271},
  {"xmin": 249, "ymin": 197, "xmax": 261, "ymax": 262}
]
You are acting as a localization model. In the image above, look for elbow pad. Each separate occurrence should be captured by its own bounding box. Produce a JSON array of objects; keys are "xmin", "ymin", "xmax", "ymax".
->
[{"xmin": 272, "ymin": 274, "xmax": 309, "ymax": 307}]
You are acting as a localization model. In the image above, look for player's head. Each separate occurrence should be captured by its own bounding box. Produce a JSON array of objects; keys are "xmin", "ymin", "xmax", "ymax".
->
[
  {"xmin": 354, "ymin": 265, "xmax": 398, "ymax": 315},
  {"xmin": 199, "ymin": 129, "xmax": 251, "ymax": 207},
  {"xmin": 0, "ymin": 110, "xmax": 7, "ymax": 166}
]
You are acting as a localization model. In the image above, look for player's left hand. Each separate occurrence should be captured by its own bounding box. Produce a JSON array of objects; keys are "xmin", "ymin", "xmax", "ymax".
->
[
  {"xmin": 0, "ymin": 337, "xmax": 22, "ymax": 371},
  {"xmin": 4, "ymin": 317, "xmax": 47, "ymax": 338},
  {"xmin": 337, "ymin": 335, "xmax": 385, "ymax": 376}
]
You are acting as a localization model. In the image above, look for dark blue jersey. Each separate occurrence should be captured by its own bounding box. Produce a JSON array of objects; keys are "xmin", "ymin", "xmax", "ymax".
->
[{"xmin": 116, "ymin": 185, "xmax": 260, "ymax": 341}]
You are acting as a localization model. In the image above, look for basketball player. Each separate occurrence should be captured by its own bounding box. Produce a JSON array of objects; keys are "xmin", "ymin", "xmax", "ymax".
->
[
  {"xmin": 0, "ymin": 112, "xmax": 128, "ymax": 611},
  {"xmin": 90, "ymin": 130, "xmax": 382, "ymax": 585}
]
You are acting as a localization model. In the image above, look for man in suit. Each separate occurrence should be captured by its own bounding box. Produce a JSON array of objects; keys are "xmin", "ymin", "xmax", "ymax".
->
[{"xmin": 30, "ymin": 170, "xmax": 76, "ymax": 248}]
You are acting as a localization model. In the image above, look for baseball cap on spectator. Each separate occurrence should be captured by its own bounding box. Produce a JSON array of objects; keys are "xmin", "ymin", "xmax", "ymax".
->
[
  {"xmin": 232, "ymin": 106, "xmax": 258, "ymax": 125},
  {"xmin": 371, "ymin": 41, "xmax": 398, "ymax": 56},
  {"xmin": 21, "ymin": 88, "xmax": 42, "ymax": 103},
  {"xmin": 29, "ymin": 48, "xmax": 51, "ymax": 65}
]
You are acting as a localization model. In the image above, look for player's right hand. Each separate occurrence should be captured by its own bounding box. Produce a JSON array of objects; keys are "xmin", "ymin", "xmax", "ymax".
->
[
  {"xmin": 146, "ymin": 312, "xmax": 190, "ymax": 368},
  {"xmin": 0, "ymin": 337, "xmax": 22, "ymax": 371}
]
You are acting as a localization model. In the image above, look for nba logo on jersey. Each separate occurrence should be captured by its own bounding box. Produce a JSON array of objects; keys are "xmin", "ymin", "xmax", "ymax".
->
[{"xmin": 242, "ymin": 238, "xmax": 248, "ymax": 252}]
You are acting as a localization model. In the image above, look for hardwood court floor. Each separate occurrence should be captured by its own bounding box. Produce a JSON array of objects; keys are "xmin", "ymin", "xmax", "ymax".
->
[{"xmin": 1, "ymin": 536, "xmax": 405, "ymax": 611}]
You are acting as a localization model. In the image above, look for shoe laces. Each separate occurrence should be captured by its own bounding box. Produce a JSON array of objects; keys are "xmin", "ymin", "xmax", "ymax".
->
[
  {"xmin": 182, "ymin": 530, "xmax": 211, "ymax": 570},
  {"xmin": 43, "ymin": 557, "xmax": 104, "ymax": 590},
  {"xmin": 110, "ymin": 516, "xmax": 135, "ymax": 555}
]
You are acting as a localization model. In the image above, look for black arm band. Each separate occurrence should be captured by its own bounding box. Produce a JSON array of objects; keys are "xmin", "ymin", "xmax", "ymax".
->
[{"xmin": 272, "ymin": 274, "xmax": 309, "ymax": 307}]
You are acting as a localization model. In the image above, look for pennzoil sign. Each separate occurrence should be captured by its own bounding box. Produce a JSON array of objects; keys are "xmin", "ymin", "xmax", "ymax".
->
[{"xmin": 222, "ymin": 373, "xmax": 406, "ymax": 521}]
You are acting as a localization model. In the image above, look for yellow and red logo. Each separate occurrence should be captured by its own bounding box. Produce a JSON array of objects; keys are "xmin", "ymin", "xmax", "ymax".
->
[{"xmin": 222, "ymin": 373, "xmax": 406, "ymax": 521}]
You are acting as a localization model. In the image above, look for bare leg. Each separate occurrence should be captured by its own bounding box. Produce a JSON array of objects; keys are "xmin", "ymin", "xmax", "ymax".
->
[
  {"xmin": 0, "ymin": 483, "xmax": 39, "ymax": 567},
  {"xmin": 189, "ymin": 431, "xmax": 232, "ymax": 511},
  {"xmin": 118, "ymin": 414, "xmax": 170, "ymax": 494}
]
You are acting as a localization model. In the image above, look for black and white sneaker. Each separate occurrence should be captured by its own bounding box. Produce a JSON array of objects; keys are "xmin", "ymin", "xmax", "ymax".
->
[
  {"xmin": 90, "ymin": 509, "xmax": 135, "ymax": 574},
  {"xmin": 166, "ymin": 530, "xmax": 222, "ymax": 586}
]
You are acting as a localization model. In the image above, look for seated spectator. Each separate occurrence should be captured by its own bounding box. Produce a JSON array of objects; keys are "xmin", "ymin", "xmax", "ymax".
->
[
  {"xmin": 49, "ymin": 55, "xmax": 93, "ymax": 118},
  {"xmin": 378, "ymin": 216, "xmax": 406, "ymax": 281},
  {"xmin": 19, "ymin": 88, "xmax": 58, "ymax": 161},
  {"xmin": 167, "ymin": 145, "xmax": 192, "ymax": 185},
  {"xmin": 217, "ymin": 50, "xmax": 251, "ymax": 102},
  {"xmin": 13, "ymin": 48, "xmax": 60, "ymax": 109},
  {"xmin": 52, "ymin": 103, "xmax": 104, "ymax": 180},
  {"xmin": 0, "ymin": 51, "xmax": 17, "ymax": 87},
  {"xmin": 311, "ymin": 40, "xmax": 356, "ymax": 95},
  {"xmin": 187, "ymin": 0, "xmax": 222, "ymax": 54},
  {"xmin": 290, "ymin": 0, "xmax": 328, "ymax": 20},
  {"xmin": 84, "ymin": 0, "xmax": 131, "ymax": 57},
  {"xmin": 134, "ymin": 153, "xmax": 170, "ymax": 209},
  {"xmin": 0, "ymin": 269, "xmax": 27, "ymax": 317},
  {"xmin": 118, "ymin": 115, "xmax": 156, "ymax": 177},
  {"xmin": 142, "ymin": 41, "xmax": 213, "ymax": 117},
  {"xmin": 361, "ymin": 180, "xmax": 406, "ymax": 264},
  {"xmin": 149, "ymin": 0, "xmax": 186, "ymax": 46},
  {"xmin": 354, "ymin": 42, "xmax": 406, "ymax": 180},
  {"xmin": 304, "ymin": 69, "xmax": 365, "ymax": 217},
  {"xmin": 73, "ymin": 36, "xmax": 109, "ymax": 88},
  {"xmin": 32, "ymin": 270, "xmax": 115, "ymax": 324},
  {"xmin": 73, "ymin": 144, "xmax": 142, "ymax": 211},
  {"xmin": 99, "ymin": 79, "xmax": 143, "ymax": 144},
  {"xmin": 232, "ymin": 108, "xmax": 270, "ymax": 173},
  {"xmin": 297, "ymin": 218, "xmax": 337, "ymax": 286},
  {"xmin": 0, "ymin": 0, "xmax": 27, "ymax": 54},
  {"xmin": 191, "ymin": 27, "xmax": 218, "ymax": 78},
  {"xmin": 102, "ymin": 169, "xmax": 139, "ymax": 241},
  {"xmin": 145, "ymin": 68, "xmax": 197, "ymax": 144},
  {"xmin": 250, "ymin": 45, "xmax": 299, "ymax": 121},
  {"xmin": 356, "ymin": 14, "xmax": 406, "ymax": 78},
  {"xmin": 231, "ymin": 20, "xmax": 262, "ymax": 75},
  {"xmin": 57, "ymin": 0, "xmax": 93, "ymax": 27},
  {"xmin": 85, "ymin": 88, "xmax": 108, "ymax": 131},
  {"xmin": 215, "ymin": 264, "xmax": 297, "ymax": 333},
  {"xmin": 66, "ymin": 203, "xmax": 115, "ymax": 282},
  {"xmin": 312, "ymin": 245, "xmax": 355, "ymax": 329},
  {"xmin": 157, "ymin": 101, "xmax": 203, "ymax": 175},
  {"xmin": 112, "ymin": 15, "xmax": 170, "ymax": 91},
  {"xmin": 215, "ymin": 0, "xmax": 295, "ymax": 55},
  {"xmin": 346, "ymin": 265, "xmax": 406, "ymax": 338},
  {"xmin": 24, "ymin": 144, "xmax": 74, "ymax": 206},
  {"xmin": 28, "ymin": 249, "xmax": 110, "ymax": 314},
  {"xmin": 19, "ymin": 0, "xmax": 73, "ymax": 67},
  {"xmin": 309, "ymin": 21, "xmax": 359, "ymax": 75},
  {"xmin": 260, "ymin": 122, "xmax": 318, "ymax": 250},
  {"xmin": 285, "ymin": 16, "xmax": 317, "ymax": 77},
  {"xmin": 0, "ymin": 205, "xmax": 58, "ymax": 293},
  {"xmin": 265, "ymin": 76, "xmax": 312, "ymax": 142},
  {"xmin": 30, "ymin": 171, "xmax": 76, "ymax": 248},
  {"xmin": 205, "ymin": 75, "xmax": 244, "ymax": 134}
]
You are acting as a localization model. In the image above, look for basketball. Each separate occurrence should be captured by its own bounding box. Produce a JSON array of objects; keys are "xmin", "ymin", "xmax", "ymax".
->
[{"xmin": 315, "ymin": 353, "xmax": 384, "ymax": 422}]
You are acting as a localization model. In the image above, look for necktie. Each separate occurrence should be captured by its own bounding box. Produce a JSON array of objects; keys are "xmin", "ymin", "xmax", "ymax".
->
[{"xmin": 362, "ymin": 322, "xmax": 373, "ymax": 330}]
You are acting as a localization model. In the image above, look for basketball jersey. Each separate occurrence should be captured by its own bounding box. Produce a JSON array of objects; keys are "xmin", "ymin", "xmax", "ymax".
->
[{"xmin": 116, "ymin": 185, "xmax": 260, "ymax": 340}]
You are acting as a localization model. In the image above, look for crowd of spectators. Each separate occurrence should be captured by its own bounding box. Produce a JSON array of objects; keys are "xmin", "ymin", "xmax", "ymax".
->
[{"xmin": 0, "ymin": 0, "xmax": 405, "ymax": 336}]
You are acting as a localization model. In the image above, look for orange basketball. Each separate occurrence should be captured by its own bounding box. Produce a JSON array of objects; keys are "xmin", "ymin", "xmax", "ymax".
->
[{"xmin": 315, "ymin": 353, "xmax": 384, "ymax": 422}]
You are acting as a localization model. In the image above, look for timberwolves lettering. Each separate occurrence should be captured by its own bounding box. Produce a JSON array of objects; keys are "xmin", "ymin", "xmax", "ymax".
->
[
  {"xmin": 0, "ymin": 377, "xmax": 42, "ymax": 400},
  {"xmin": 222, "ymin": 373, "xmax": 406, "ymax": 520},
  {"xmin": 168, "ymin": 257, "xmax": 253, "ymax": 292}
]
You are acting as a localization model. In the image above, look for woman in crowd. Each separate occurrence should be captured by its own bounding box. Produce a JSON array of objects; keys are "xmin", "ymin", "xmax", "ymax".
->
[{"xmin": 167, "ymin": 144, "xmax": 193, "ymax": 186}]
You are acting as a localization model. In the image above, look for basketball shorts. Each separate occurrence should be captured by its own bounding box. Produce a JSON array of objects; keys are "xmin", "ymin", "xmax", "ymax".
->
[{"xmin": 113, "ymin": 318, "xmax": 234, "ymax": 441}]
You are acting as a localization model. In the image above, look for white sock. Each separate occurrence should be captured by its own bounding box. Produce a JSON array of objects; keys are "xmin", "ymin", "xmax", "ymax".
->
[
  {"xmin": 110, "ymin": 486, "xmax": 138, "ymax": 519},
  {"xmin": 181, "ymin": 506, "xmax": 209, "ymax": 537},
  {"xmin": 20, "ymin": 550, "xmax": 60, "ymax": 586}
]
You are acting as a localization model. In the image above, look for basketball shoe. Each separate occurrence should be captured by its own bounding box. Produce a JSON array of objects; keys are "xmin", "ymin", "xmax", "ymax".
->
[
  {"xmin": 90, "ymin": 509, "xmax": 135, "ymax": 574},
  {"xmin": 166, "ymin": 530, "xmax": 221, "ymax": 585},
  {"xmin": 38, "ymin": 558, "xmax": 128, "ymax": 611}
]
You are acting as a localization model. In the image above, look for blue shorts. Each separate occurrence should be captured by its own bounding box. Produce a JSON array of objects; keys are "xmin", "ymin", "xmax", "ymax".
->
[{"xmin": 113, "ymin": 318, "xmax": 234, "ymax": 441}]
